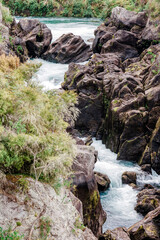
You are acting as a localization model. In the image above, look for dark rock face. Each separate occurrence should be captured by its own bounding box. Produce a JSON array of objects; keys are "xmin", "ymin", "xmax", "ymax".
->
[
  {"xmin": 10, "ymin": 18, "xmax": 52, "ymax": 59},
  {"xmin": 72, "ymin": 145, "xmax": 106, "ymax": 237},
  {"xmin": 122, "ymin": 171, "xmax": 137, "ymax": 185},
  {"xmin": 94, "ymin": 172, "xmax": 110, "ymax": 192},
  {"xmin": 42, "ymin": 33, "xmax": 92, "ymax": 64},
  {"xmin": 111, "ymin": 7, "xmax": 148, "ymax": 29},
  {"xmin": 129, "ymin": 206, "xmax": 160, "ymax": 240},
  {"xmin": 135, "ymin": 188, "xmax": 160, "ymax": 216},
  {"xmin": 99, "ymin": 227, "xmax": 131, "ymax": 240},
  {"xmin": 141, "ymin": 164, "xmax": 152, "ymax": 174}
]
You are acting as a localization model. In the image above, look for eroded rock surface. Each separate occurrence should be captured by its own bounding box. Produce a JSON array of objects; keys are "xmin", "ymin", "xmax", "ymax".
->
[
  {"xmin": 72, "ymin": 145, "xmax": 106, "ymax": 237},
  {"xmin": 42, "ymin": 33, "xmax": 92, "ymax": 63},
  {"xmin": 94, "ymin": 172, "xmax": 110, "ymax": 192},
  {"xmin": 0, "ymin": 174, "xmax": 97, "ymax": 240},
  {"xmin": 99, "ymin": 227, "xmax": 131, "ymax": 240}
]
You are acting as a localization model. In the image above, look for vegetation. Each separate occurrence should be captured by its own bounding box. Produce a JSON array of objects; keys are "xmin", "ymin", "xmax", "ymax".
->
[
  {"xmin": 0, "ymin": 227, "xmax": 23, "ymax": 240},
  {"xmin": 0, "ymin": 2, "xmax": 13, "ymax": 23},
  {"xmin": 0, "ymin": 55, "xmax": 78, "ymax": 185},
  {"xmin": 2, "ymin": 0, "xmax": 160, "ymax": 19}
]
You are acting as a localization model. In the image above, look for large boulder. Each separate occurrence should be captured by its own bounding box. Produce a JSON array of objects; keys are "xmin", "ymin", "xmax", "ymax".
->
[
  {"xmin": 10, "ymin": 19, "xmax": 52, "ymax": 58},
  {"xmin": 142, "ymin": 19, "xmax": 160, "ymax": 42},
  {"xmin": 99, "ymin": 227, "xmax": 131, "ymax": 240},
  {"xmin": 129, "ymin": 206, "xmax": 160, "ymax": 240},
  {"xmin": 94, "ymin": 172, "xmax": 110, "ymax": 192},
  {"xmin": 122, "ymin": 171, "xmax": 137, "ymax": 185},
  {"xmin": 42, "ymin": 33, "xmax": 92, "ymax": 64},
  {"xmin": 111, "ymin": 7, "xmax": 148, "ymax": 29},
  {"xmin": 0, "ymin": 175, "xmax": 97, "ymax": 240},
  {"xmin": 72, "ymin": 145, "xmax": 106, "ymax": 237},
  {"xmin": 135, "ymin": 188, "xmax": 160, "ymax": 216}
]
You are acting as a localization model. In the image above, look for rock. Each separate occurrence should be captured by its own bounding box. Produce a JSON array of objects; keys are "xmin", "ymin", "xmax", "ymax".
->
[
  {"xmin": 94, "ymin": 172, "xmax": 110, "ymax": 192},
  {"xmin": 0, "ymin": 176, "xmax": 97, "ymax": 240},
  {"xmin": 10, "ymin": 18, "xmax": 52, "ymax": 58},
  {"xmin": 140, "ymin": 118, "xmax": 160, "ymax": 174},
  {"xmin": 92, "ymin": 24, "xmax": 117, "ymax": 53},
  {"xmin": 129, "ymin": 206, "xmax": 160, "ymax": 240},
  {"xmin": 0, "ymin": 23, "xmax": 13, "ymax": 56},
  {"xmin": 101, "ymin": 39, "xmax": 139, "ymax": 61},
  {"xmin": 84, "ymin": 135, "xmax": 93, "ymax": 146},
  {"xmin": 72, "ymin": 145, "xmax": 106, "ymax": 237},
  {"xmin": 42, "ymin": 33, "xmax": 92, "ymax": 64},
  {"xmin": 99, "ymin": 227, "xmax": 131, "ymax": 240},
  {"xmin": 122, "ymin": 171, "xmax": 137, "ymax": 185},
  {"xmin": 142, "ymin": 19, "xmax": 160, "ymax": 42},
  {"xmin": 135, "ymin": 188, "xmax": 160, "ymax": 216},
  {"xmin": 114, "ymin": 30, "xmax": 138, "ymax": 47},
  {"xmin": 141, "ymin": 164, "xmax": 152, "ymax": 174},
  {"xmin": 111, "ymin": 7, "xmax": 148, "ymax": 29}
]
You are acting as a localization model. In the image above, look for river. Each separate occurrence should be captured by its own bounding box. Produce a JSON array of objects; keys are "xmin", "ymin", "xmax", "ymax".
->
[{"xmin": 19, "ymin": 16, "xmax": 160, "ymax": 233}]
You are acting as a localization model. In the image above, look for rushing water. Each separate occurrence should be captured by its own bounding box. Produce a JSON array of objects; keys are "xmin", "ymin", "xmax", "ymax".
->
[
  {"xmin": 17, "ymin": 17, "xmax": 101, "ymax": 90},
  {"xmin": 92, "ymin": 139, "xmax": 160, "ymax": 232},
  {"xmin": 18, "ymin": 16, "xmax": 160, "ymax": 232}
]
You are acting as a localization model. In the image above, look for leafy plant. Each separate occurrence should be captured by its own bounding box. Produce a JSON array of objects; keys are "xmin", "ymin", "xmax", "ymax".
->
[
  {"xmin": 39, "ymin": 217, "xmax": 52, "ymax": 240},
  {"xmin": 0, "ymin": 227, "xmax": 23, "ymax": 240}
]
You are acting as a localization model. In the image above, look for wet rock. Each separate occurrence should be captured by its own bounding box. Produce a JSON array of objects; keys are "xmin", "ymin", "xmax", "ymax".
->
[
  {"xmin": 10, "ymin": 18, "xmax": 52, "ymax": 58},
  {"xmin": 111, "ymin": 7, "xmax": 148, "ymax": 29},
  {"xmin": 141, "ymin": 164, "xmax": 152, "ymax": 174},
  {"xmin": 72, "ymin": 145, "xmax": 106, "ymax": 237},
  {"xmin": 140, "ymin": 118, "xmax": 160, "ymax": 174},
  {"xmin": 94, "ymin": 172, "xmax": 110, "ymax": 192},
  {"xmin": 42, "ymin": 33, "xmax": 92, "ymax": 64},
  {"xmin": 122, "ymin": 171, "xmax": 137, "ymax": 185},
  {"xmin": 135, "ymin": 188, "xmax": 160, "ymax": 216},
  {"xmin": 129, "ymin": 206, "xmax": 160, "ymax": 240},
  {"xmin": 99, "ymin": 227, "xmax": 131, "ymax": 240}
]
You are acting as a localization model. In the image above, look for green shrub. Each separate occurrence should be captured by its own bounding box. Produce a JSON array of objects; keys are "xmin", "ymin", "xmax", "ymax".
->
[
  {"xmin": 0, "ymin": 55, "xmax": 78, "ymax": 184},
  {"xmin": 0, "ymin": 3, "xmax": 13, "ymax": 23},
  {"xmin": 0, "ymin": 227, "xmax": 23, "ymax": 240}
]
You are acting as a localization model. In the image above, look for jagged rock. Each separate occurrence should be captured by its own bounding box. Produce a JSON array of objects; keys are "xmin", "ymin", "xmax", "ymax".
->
[
  {"xmin": 129, "ymin": 206, "xmax": 160, "ymax": 240},
  {"xmin": 122, "ymin": 171, "xmax": 137, "ymax": 184},
  {"xmin": 92, "ymin": 23, "xmax": 117, "ymax": 53},
  {"xmin": 0, "ymin": 176, "xmax": 97, "ymax": 240},
  {"xmin": 0, "ymin": 23, "xmax": 12, "ymax": 55},
  {"xmin": 94, "ymin": 172, "xmax": 110, "ymax": 192},
  {"xmin": 141, "ymin": 164, "xmax": 152, "ymax": 173},
  {"xmin": 99, "ymin": 227, "xmax": 131, "ymax": 240},
  {"xmin": 101, "ymin": 39, "xmax": 139, "ymax": 61},
  {"xmin": 42, "ymin": 33, "xmax": 92, "ymax": 64},
  {"xmin": 140, "ymin": 118, "xmax": 160, "ymax": 174},
  {"xmin": 10, "ymin": 18, "xmax": 52, "ymax": 58},
  {"xmin": 72, "ymin": 145, "xmax": 106, "ymax": 237},
  {"xmin": 142, "ymin": 19, "xmax": 160, "ymax": 42},
  {"xmin": 135, "ymin": 188, "xmax": 160, "ymax": 216},
  {"xmin": 114, "ymin": 30, "xmax": 138, "ymax": 47},
  {"xmin": 111, "ymin": 7, "xmax": 148, "ymax": 29}
]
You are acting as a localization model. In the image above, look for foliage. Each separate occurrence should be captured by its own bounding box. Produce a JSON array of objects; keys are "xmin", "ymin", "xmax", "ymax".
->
[
  {"xmin": 2, "ymin": 0, "xmax": 160, "ymax": 19},
  {"xmin": 39, "ymin": 217, "xmax": 52, "ymax": 240},
  {"xmin": 0, "ymin": 3, "xmax": 13, "ymax": 24},
  {"xmin": 0, "ymin": 227, "xmax": 23, "ymax": 240},
  {"xmin": 0, "ymin": 55, "xmax": 78, "ymax": 184}
]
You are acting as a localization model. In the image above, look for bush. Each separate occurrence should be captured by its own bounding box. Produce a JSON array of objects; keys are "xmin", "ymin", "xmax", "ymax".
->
[
  {"xmin": 0, "ymin": 55, "xmax": 78, "ymax": 183},
  {"xmin": 0, "ymin": 227, "xmax": 23, "ymax": 240},
  {"xmin": 0, "ymin": 3, "xmax": 13, "ymax": 24}
]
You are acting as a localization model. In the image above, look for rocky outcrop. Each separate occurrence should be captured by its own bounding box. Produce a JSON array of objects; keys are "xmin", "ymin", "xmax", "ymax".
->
[
  {"xmin": 94, "ymin": 172, "xmax": 110, "ymax": 192},
  {"xmin": 72, "ymin": 145, "xmax": 106, "ymax": 237},
  {"xmin": 122, "ymin": 171, "xmax": 137, "ymax": 185},
  {"xmin": 99, "ymin": 227, "xmax": 131, "ymax": 240},
  {"xmin": 135, "ymin": 188, "xmax": 160, "ymax": 216},
  {"xmin": 0, "ymin": 174, "xmax": 97, "ymax": 240},
  {"xmin": 129, "ymin": 206, "xmax": 160, "ymax": 240},
  {"xmin": 111, "ymin": 7, "xmax": 148, "ymax": 29},
  {"xmin": 10, "ymin": 18, "xmax": 52, "ymax": 59},
  {"xmin": 42, "ymin": 33, "xmax": 92, "ymax": 64}
]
